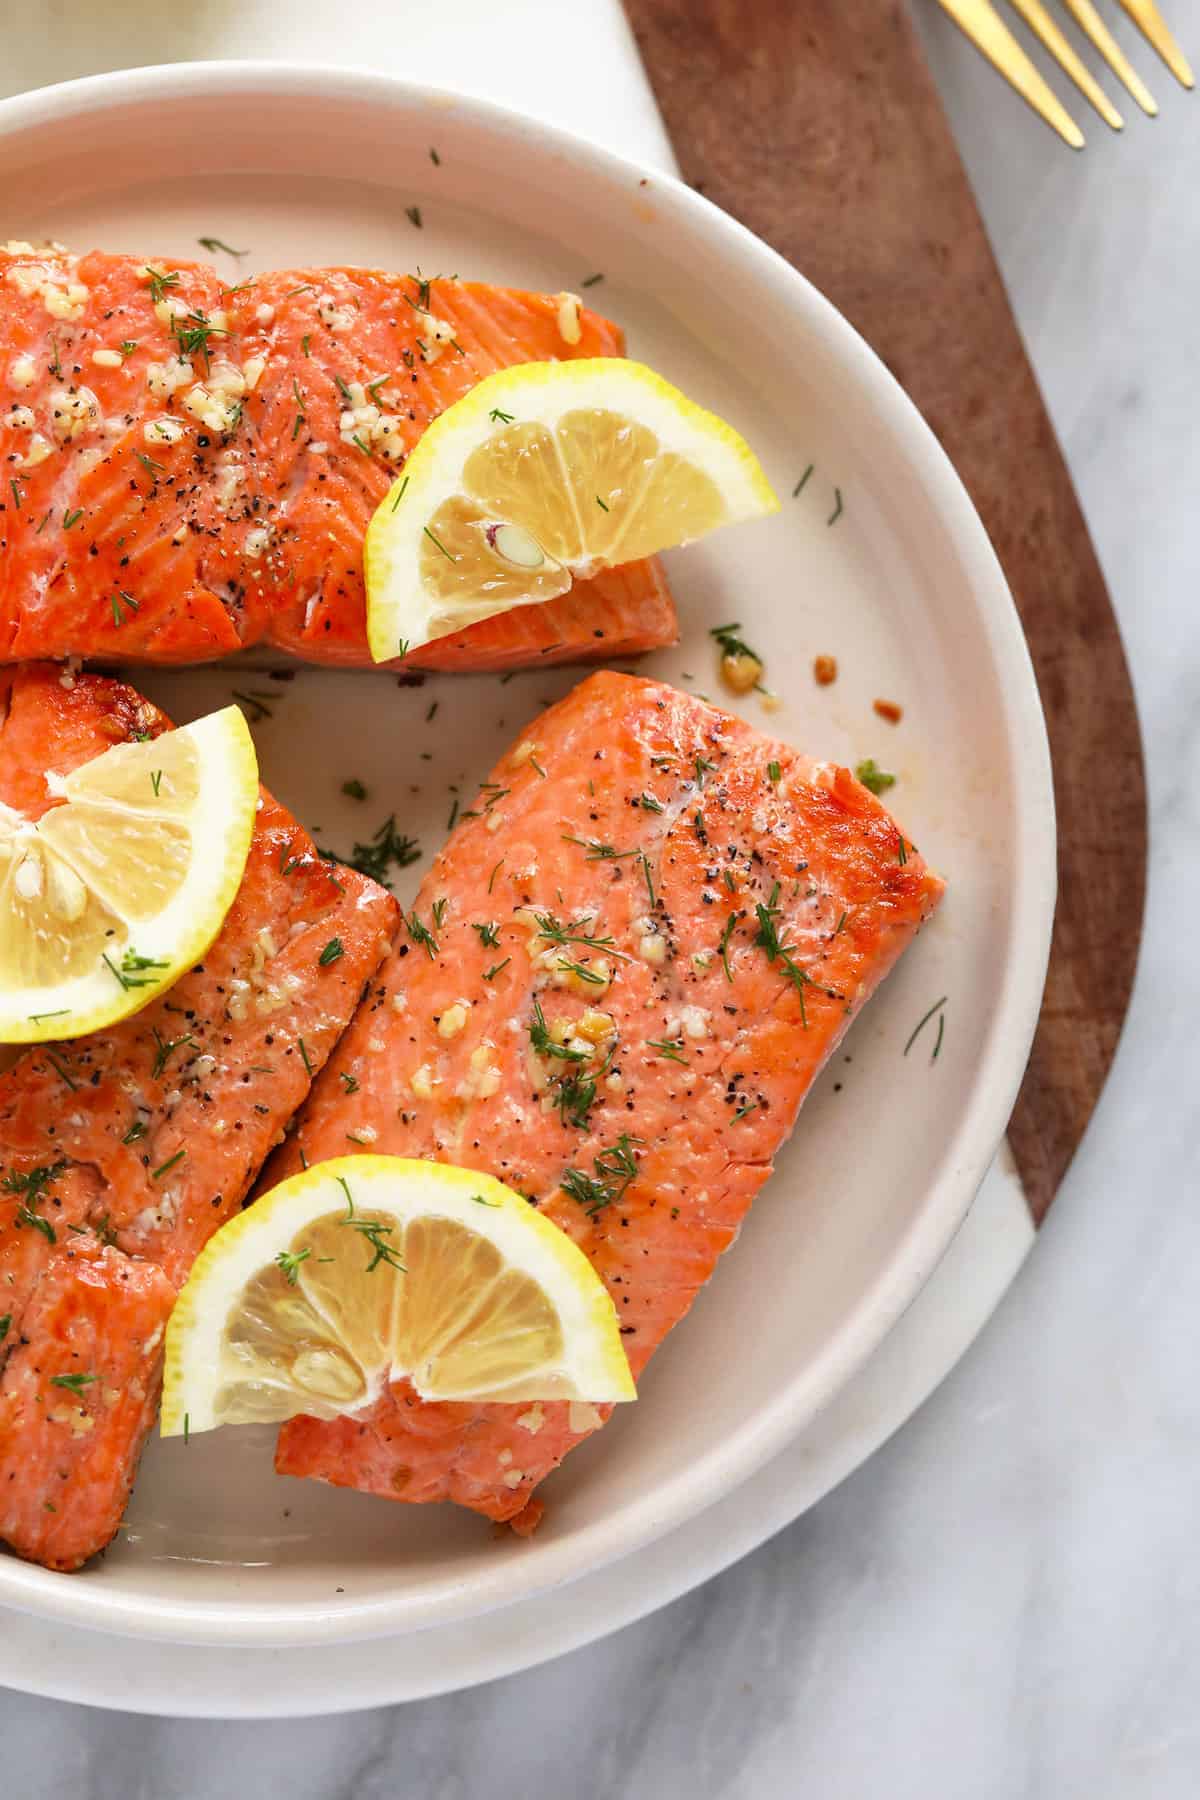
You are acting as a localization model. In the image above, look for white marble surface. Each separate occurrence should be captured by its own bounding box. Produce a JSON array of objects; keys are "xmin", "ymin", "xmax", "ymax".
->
[{"xmin": 1, "ymin": 0, "xmax": 1197, "ymax": 1791}]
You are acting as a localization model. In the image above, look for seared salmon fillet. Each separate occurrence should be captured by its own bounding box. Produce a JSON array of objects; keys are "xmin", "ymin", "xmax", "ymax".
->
[
  {"xmin": 0, "ymin": 664, "xmax": 399, "ymax": 1569},
  {"xmin": 0, "ymin": 247, "xmax": 677, "ymax": 670},
  {"xmin": 266, "ymin": 672, "xmax": 944, "ymax": 1528}
]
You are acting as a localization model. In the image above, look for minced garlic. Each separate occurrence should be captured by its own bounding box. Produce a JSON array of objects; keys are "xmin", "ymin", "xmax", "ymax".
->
[
  {"xmin": 413, "ymin": 308, "xmax": 455, "ymax": 362},
  {"xmin": 437, "ymin": 1001, "xmax": 470, "ymax": 1040},
  {"xmin": 555, "ymin": 291, "xmax": 583, "ymax": 345}
]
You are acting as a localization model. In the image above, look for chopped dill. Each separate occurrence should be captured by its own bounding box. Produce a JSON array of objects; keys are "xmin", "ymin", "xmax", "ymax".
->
[
  {"xmin": 326, "ymin": 815, "xmax": 421, "ymax": 887},
  {"xmin": 560, "ymin": 1135, "xmax": 640, "ymax": 1215},
  {"xmin": 406, "ymin": 909, "xmax": 439, "ymax": 957},
  {"xmin": 855, "ymin": 759, "xmax": 895, "ymax": 796},
  {"xmin": 275, "ymin": 1248, "xmax": 311, "ymax": 1286},
  {"xmin": 754, "ymin": 883, "xmax": 813, "ymax": 1026},
  {"xmin": 904, "ymin": 997, "xmax": 948, "ymax": 1060}
]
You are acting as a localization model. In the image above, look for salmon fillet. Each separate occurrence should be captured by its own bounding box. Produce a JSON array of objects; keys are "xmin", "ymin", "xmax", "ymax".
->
[
  {"xmin": 0, "ymin": 664, "xmax": 399, "ymax": 1569},
  {"xmin": 266, "ymin": 672, "xmax": 944, "ymax": 1528},
  {"xmin": 0, "ymin": 246, "xmax": 677, "ymax": 670}
]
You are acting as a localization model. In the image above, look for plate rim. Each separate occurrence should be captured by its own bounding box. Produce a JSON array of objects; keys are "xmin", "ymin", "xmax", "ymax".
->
[
  {"xmin": 0, "ymin": 1157, "xmax": 1036, "ymax": 1714},
  {"xmin": 0, "ymin": 58, "xmax": 1057, "ymax": 1648}
]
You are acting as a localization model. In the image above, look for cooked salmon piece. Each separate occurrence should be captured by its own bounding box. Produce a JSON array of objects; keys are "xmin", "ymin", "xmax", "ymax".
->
[
  {"xmin": 0, "ymin": 664, "xmax": 399, "ymax": 1569},
  {"xmin": 266, "ymin": 672, "xmax": 944, "ymax": 1527},
  {"xmin": 0, "ymin": 1241, "xmax": 175, "ymax": 1573},
  {"xmin": 0, "ymin": 247, "xmax": 677, "ymax": 670}
]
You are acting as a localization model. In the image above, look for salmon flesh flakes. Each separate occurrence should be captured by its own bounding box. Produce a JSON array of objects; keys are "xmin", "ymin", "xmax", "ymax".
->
[
  {"xmin": 265, "ymin": 672, "xmax": 945, "ymax": 1528},
  {"xmin": 0, "ymin": 663, "xmax": 399, "ymax": 1570},
  {"xmin": 0, "ymin": 246, "xmax": 677, "ymax": 672}
]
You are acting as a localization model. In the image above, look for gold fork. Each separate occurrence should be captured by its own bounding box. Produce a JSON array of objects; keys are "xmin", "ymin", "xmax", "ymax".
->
[{"xmin": 934, "ymin": 0, "xmax": 1194, "ymax": 145}]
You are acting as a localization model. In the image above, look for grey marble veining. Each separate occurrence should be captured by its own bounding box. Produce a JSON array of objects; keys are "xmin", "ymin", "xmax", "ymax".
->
[{"xmin": 4, "ymin": 1, "xmax": 1200, "ymax": 1793}]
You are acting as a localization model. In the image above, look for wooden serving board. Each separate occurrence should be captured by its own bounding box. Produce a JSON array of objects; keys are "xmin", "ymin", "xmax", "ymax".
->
[{"xmin": 623, "ymin": 0, "xmax": 1146, "ymax": 1224}]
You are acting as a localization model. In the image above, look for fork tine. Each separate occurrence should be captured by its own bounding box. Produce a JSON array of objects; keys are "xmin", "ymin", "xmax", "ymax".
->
[
  {"xmin": 1117, "ymin": 0, "xmax": 1195, "ymax": 87},
  {"xmin": 1059, "ymin": 0, "xmax": 1159, "ymax": 113},
  {"xmin": 1007, "ymin": 0, "xmax": 1125, "ymax": 128},
  {"xmin": 934, "ymin": 0, "xmax": 1086, "ymax": 145}
]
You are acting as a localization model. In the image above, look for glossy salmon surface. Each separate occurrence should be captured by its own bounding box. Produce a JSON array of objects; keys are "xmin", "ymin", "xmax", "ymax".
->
[
  {"xmin": 0, "ymin": 247, "xmax": 678, "ymax": 671},
  {"xmin": 267, "ymin": 672, "xmax": 944, "ymax": 1528},
  {"xmin": 0, "ymin": 665, "xmax": 399, "ymax": 1569}
]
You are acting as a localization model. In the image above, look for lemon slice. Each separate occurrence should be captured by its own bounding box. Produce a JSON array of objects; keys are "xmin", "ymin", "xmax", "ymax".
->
[
  {"xmin": 161, "ymin": 1155, "xmax": 636, "ymax": 1435},
  {"xmin": 0, "ymin": 706, "xmax": 258, "ymax": 1043},
  {"xmin": 364, "ymin": 357, "xmax": 779, "ymax": 660}
]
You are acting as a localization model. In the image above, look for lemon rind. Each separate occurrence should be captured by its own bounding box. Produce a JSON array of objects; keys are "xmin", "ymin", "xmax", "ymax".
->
[
  {"xmin": 365, "ymin": 357, "xmax": 779, "ymax": 662},
  {"xmin": 0, "ymin": 706, "xmax": 258, "ymax": 1044},
  {"xmin": 162, "ymin": 1155, "xmax": 636, "ymax": 1436}
]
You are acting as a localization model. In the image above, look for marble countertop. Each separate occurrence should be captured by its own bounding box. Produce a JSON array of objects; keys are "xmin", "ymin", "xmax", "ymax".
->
[{"xmin": 2, "ymin": 1, "xmax": 1197, "ymax": 1792}]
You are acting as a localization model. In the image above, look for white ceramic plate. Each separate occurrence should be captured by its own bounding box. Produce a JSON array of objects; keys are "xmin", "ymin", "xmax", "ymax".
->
[
  {"xmin": 0, "ymin": 1148, "xmax": 1035, "ymax": 1715},
  {"xmin": 0, "ymin": 63, "xmax": 1054, "ymax": 1651}
]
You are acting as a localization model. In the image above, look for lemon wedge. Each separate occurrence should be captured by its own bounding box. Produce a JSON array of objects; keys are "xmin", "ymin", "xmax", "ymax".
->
[
  {"xmin": 161, "ymin": 1155, "xmax": 635, "ymax": 1435},
  {"xmin": 0, "ymin": 705, "xmax": 258, "ymax": 1043},
  {"xmin": 364, "ymin": 357, "xmax": 779, "ymax": 660}
]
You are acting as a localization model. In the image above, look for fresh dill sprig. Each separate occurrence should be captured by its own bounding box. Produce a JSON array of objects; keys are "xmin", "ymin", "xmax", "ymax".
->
[
  {"xmin": 554, "ymin": 1066, "xmax": 600, "ymax": 1131},
  {"xmin": 197, "ymin": 235, "xmax": 247, "ymax": 257},
  {"xmin": 3, "ymin": 1162, "xmax": 67, "ymax": 1244},
  {"xmin": 717, "ymin": 911, "xmax": 740, "ymax": 982},
  {"xmin": 754, "ymin": 883, "xmax": 813, "ymax": 1027},
  {"xmin": 275, "ymin": 1248, "xmax": 311, "ymax": 1286},
  {"xmin": 855, "ymin": 759, "xmax": 895, "ymax": 796},
  {"xmin": 560, "ymin": 1135, "xmax": 640, "ymax": 1216},
  {"xmin": 150, "ymin": 1028, "xmax": 198, "ymax": 1081},
  {"xmin": 529, "ymin": 998, "xmax": 587, "ymax": 1063},
  {"xmin": 231, "ymin": 689, "xmax": 274, "ymax": 723},
  {"xmin": 561, "ymin": 835, "xmax": 636, "ymax": 862},
  {"xmin": 533, "ymin": 912, "xmax": 623, "ymax": 957},
  {"xmin": 338, "ymin": 1184, "xmax": 406, "ymax": 1273},
  {"xmin": 904, "ymin": 996, "xmax": 948, "ymax": 1060},
  {"xmin": 103, "ymin": 947, "xmax": 168, "ymax": 992},
  {"xmin": 49, "ymin": 1372, "xmax": 97, "ymax": 1395},
  {"xmin": 406, "ymin": 910, "xmax": 440, "ymax": 958},
  {"xmin": 171, "ymin": 307, "xmax": 228, "ymax": 369},
  {"xmin": 146, "ymin": 267, "xmax": 181, "ymax": 304},
  {"xmin": 554, "ymin": 957, "xmax": 607, "ymax": 986},
  {"xmin": 709, "ymin": 620, "xmax": 760, "ymax": 662},
  {"xmin": 325, "ymin": 815, "xmax": 421, "ymax": 888},
  {"xmin": 46, "ymin": 1051, "xmax": 78, "ymax": 1091}
]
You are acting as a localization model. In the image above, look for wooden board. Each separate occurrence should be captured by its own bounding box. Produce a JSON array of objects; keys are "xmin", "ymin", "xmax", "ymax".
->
[{"xmin": 624, "ymin": 0, "xmax": 1146, "ymax": 1223}]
